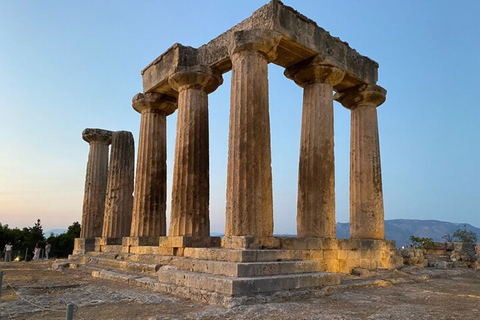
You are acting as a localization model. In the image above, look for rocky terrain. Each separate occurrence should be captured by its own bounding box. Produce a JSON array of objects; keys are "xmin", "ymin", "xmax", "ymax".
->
[{"xmin": 0, "ymin": 260, "xmax": 479, "ymax": 319}]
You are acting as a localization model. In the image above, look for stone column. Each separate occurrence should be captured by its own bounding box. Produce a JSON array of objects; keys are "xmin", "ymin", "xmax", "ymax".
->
[
  {"xmin": 80, "ymin": 128, "xmax": 113, "ymax": 239},
  {"xmin": 225, "ymin": 29, "xmax": 281, "ymax": 245},
  {"xmin": 129, "ymin": 93, "xmax": 176, "ymax": 246},
  {"xmin": 335, "ymin": 84, "xmax": 387, "ymax": 240},
  {"xmin": 285, "ymin": 58, "xmax": 344, "ymax": 238},
  {"xmin": 102, "ymin": 131, "xmax": 135, "ymax": 240},
  {"xmin": 167, "ymin": 66, "xmax": 222, "ymax": 244}
]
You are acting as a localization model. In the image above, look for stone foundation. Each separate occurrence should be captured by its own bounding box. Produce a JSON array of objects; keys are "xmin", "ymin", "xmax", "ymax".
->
[{"xmin": 75, "ymin": 236, "xmax": 402, "ymax": 274}]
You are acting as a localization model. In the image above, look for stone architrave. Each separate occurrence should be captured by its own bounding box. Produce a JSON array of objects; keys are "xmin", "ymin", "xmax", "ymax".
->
[
  {"xmin": 225, "ymin": 29, "xmax": 281, "ymax": 239},
  {"xmin": 80, "ymin": 128, "xmax": 113, "ymax": 239},
  {"xmin": 335, "ymin": 84, "xmax": 387, "ymax": 240},
  {"xmin": 285, "ymin": 58, "xmax": 345, "ymax": 238},
  {"xmin": 102, "ymin": 131, "xmax": 135, "ymax": 239},
  {"xmin": 168, "ymin": 66, "xmax": 223, "ymax": 238},
  {"xmin": 130, "ymin": 93, "xmax": 176, "ymax": 244}
]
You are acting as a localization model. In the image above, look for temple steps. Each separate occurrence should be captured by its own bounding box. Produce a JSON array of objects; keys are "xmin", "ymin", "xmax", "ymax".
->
[
  {"xmin": 157, "ymin": 267, "xmax": 339, "ymax": 296},
  {"xmin": 172, "ymin": 257, "xmax": 318, "ymax": 277},
  {"xmin": 183, "ymin": 247, "xmax": 303, "ymax": 262},
  {"xmin": 68, "ymin": 248, "xmax": 341, "ymax": 306}
]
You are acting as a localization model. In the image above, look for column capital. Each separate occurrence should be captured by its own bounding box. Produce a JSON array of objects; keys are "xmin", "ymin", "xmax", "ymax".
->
[
  {"xmin": 168, "ymin": 66, "xmax": 223, "ymax": 94},
  {"xmin": 82, "ymin": 128, "xmax": 113, "ymax": 145},
  {"xmin": 228, "ymin": 29, "xmax": 282, "ymax": 61},
  {"xmin": 284, "ymin": 57, "xmax": 345, "ymax": 88},
  {"xmin": 132, "ymin": 92, "xmax": 176, "ymax": 115},
  {"xmin": 335, "ymin": 84, "xmax": 387, "ymax": 110}
]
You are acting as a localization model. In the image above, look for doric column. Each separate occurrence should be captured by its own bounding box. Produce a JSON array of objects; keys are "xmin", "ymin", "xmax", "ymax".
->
[
  {"xmin": 102, "ymin": 131, "xmax": 135, "ymax": 239},
  {"xmin": 80, "ymin": 128, "xmax": 113, "ymax": 238},
  {"xmin": 335, "ymin": 84, "xmax": 387, "ymax": 240},
  {"xmin": 225, "ymin": 29, "xmax": 281, "ymax": 239},
  {"xmin": 130, "ymin": 93, "xmax": 176, "ymax": 244},
  {"xmin": 168, "ymin": 66, "xmax": 223, "ymax": 238},
  {"xmin": 285, "ymin": 58, "xmax": 344, "ymax": 238}
]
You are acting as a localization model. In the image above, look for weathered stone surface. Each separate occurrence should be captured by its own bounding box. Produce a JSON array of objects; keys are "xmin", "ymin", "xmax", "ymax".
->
[
  {"xmin": 102, "ymin": 131, "xmax": 135, "ymax": 239},
  {"xmin": 335, "ymin": 84, "xmax": 387, "ymax": 240},
  {"xmin": 73, "ymin": 237, "xmax": 95, "ymax": 254},
  {"xmin": 168, "ymin": 66, "xmax": 222, "ymax": 238},
  {"xmin": 80, "ymin": 128, "xmax": 113, "ymax": 239},
  {"xmin": 130, "ymin": 93, "xmax": 176, "ymax": 241},
  {"xmin": 225, "ymin": 29, "xmax": 280, "ymax": 240},
  {"xmin": 285, "ymin": 58, "xmax": 344, "ymax": 238},
  {"xmin": 141, "ymin": 1, "xmax": 378, "ymax": 95}
]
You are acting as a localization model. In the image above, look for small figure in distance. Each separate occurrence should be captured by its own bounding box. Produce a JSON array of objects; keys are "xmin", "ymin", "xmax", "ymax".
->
[
  {"xmin": 45, "ymin": 242, "xmax": 51, "ymax": 260},
  {"xmin": 4, "ymin": 241, "xmax": 13, "ymax": 262},
  {"xmin": 33, "ymin": 243, "xmax": 41, "ymax": 261}
]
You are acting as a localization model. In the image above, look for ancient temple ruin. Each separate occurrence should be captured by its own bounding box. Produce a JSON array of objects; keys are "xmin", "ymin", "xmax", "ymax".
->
[{"xmin": 72, "ymin": 1, "xmax": 402, "ymax": 305}]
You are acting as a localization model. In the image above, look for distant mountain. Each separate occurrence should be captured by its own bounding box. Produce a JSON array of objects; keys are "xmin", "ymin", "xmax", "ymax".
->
[
  {"xmin": 336, "ymin": 219, "xmax": 480, "ymax": 248},
  {"xmin": 44, "ymin": 229, "xmax": 67, "ymax": 236}
]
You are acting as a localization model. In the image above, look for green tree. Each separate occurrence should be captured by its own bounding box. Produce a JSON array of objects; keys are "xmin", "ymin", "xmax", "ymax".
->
[
  {"xmin": 47, "ymin": 221, "xmax": 81, "ymax": 258},
  {"xmin": 410, "ymin": 235, "xmax": 434, "ymax": 249},
  {"xmin": 452, "ymin": 225, "xmax": 478, "ymax": 243}
]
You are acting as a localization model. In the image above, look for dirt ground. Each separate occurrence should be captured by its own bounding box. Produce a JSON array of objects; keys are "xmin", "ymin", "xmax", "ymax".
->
[{"xmin": 0, "ymin": 261, "xmax": 479, "ymax": 320}]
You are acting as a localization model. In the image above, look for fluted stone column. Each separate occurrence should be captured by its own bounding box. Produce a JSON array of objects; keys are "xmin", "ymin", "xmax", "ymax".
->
[
  {"xmin": 102, "ymin": 131, "xmax": 135, "ymax": 240},
  {"xmin": 167, "ymin": 66, "xmax": 222, "ymax": 243},
  {"xmin": 129, "ymin": 93, "xmax": 176, "ymax": 245},
  {"xmin": 285, "ymin": 59, "xmax": 344, "ymax": 238},
  {"xmin": 225, "ymin": 29, "xmax": 281, "ymax": 246},
  {"xmin": 80, "ymin": 128, "xmax": 113, "ymax": 239},
  {"xmin": 335, "ymin": 84, "xmax": 387, "ymax": 240}
]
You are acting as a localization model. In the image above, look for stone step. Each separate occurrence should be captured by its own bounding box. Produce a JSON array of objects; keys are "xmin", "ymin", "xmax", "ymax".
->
[
  {"xmin": 117, "ymin": 253, "xmax": 174, "ymax": 264},
  {"xmin": 91, "ymin": 268, "xmax": 159, "ymax": 290},
  {"xmin": 157, "ymin": 268, "xmax": 340, "ymax": 296},
  {"xmin": 173, "ymin": 257, "xmax": 318, "ymax": 277},
  {"xmin": 84, "ymin": 251, "xmax": 174, "ymax": 264},
  {"xmin": 86, "ymin": 256, "xmax": 163, "ymax": 275},
  {"xmin": 183, "ymin": 248, "xmax": 303, "ymax": 262},
  {"xmin": 424, "ymin": 254, "xmax": 452, "ymax": 262}
]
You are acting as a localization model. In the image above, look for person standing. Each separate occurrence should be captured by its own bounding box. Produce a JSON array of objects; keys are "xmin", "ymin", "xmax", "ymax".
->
[
  {"xmin": 4, "ymin": 242, "xmax": 12, "ymax": 262},
  {"xmin": 33, "ymin": 243, "xmax": 41, "ymax": 261},
  {"xmin": 45, "ymin": 242, "xmax": 51, "ymax": 260}
]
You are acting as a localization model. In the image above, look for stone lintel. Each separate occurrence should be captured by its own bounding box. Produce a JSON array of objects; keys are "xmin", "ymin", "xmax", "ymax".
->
[
  {"xmin": 159, "ymin": 236, "xmax": 221, "ymax": 248},
  {"xmin": 142, "ymin": 0, "xmax": 378, "ymax": 94},
  {"xmin": 82, "ymin": 128, "xmax": 113, "ymax": 144}
]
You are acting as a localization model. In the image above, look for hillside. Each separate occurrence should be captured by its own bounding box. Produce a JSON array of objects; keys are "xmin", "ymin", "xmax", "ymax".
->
[{"xmin": 336, "ymin": 219, "xmax": 480, "ymax": 247}]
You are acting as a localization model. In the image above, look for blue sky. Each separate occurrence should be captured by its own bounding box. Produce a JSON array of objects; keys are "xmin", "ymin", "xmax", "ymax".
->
[{"xmin": 0, "ymin": 1, "xmax": 479, "ymax": 234}]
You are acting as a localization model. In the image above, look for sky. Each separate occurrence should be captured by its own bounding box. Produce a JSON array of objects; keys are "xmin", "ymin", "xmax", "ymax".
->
[{"xmin": 0, "ymin": 1, "xmax": 479, "ymax": 234}]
